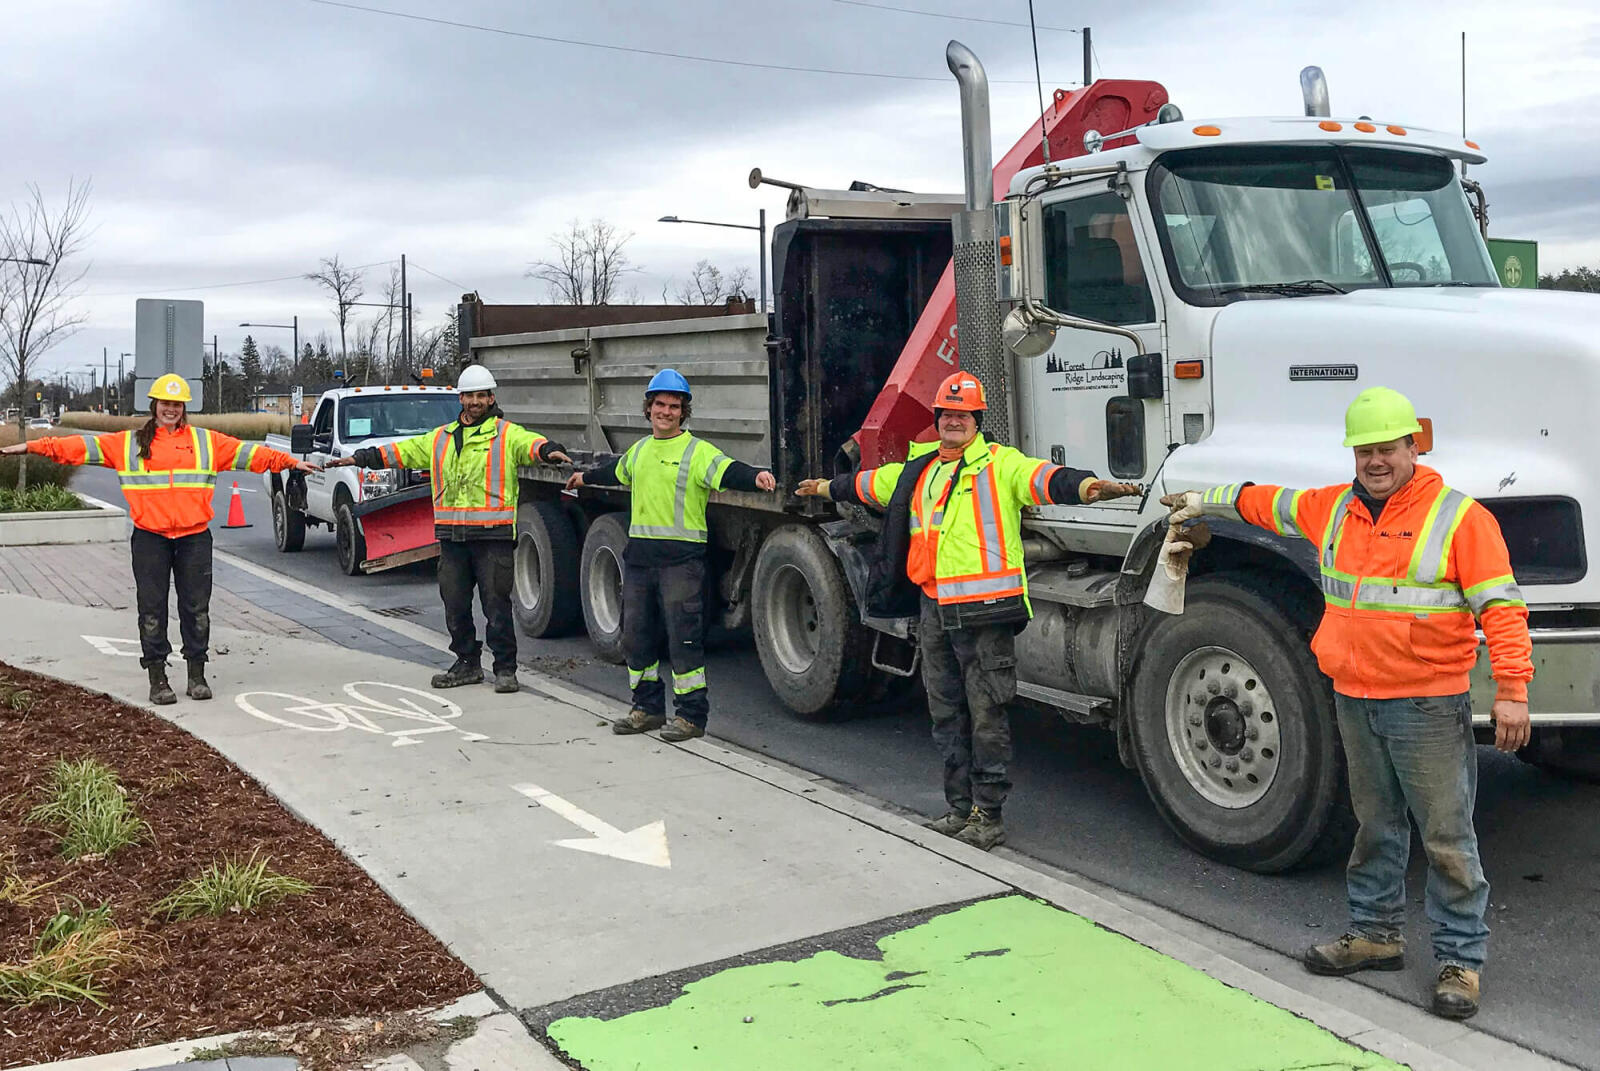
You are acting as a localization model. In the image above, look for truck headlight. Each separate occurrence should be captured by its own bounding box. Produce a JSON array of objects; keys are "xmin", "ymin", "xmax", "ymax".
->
[{"xmin": 361, "ymin": 469, "xmax": 399, "ymax": 498}]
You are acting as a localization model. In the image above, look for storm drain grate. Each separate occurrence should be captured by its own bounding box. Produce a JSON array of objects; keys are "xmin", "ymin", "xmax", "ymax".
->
[{"xmin": 372, "ymin": 605, "xmax": 422, "ymax": 618}]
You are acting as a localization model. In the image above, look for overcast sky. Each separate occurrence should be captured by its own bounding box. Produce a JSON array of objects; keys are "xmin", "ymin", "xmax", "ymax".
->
[{"xmin": 5, "ymin": 0, "xmax": 1597, "ymax": 386}]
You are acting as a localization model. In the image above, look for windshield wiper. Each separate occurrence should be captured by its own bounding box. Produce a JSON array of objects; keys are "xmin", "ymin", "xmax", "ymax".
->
[{"xmin": 1220, "ymin": 279, "xmax": 1348, "ymax": 297}]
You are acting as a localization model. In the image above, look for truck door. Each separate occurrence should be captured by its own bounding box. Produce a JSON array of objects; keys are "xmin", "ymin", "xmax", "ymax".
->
[
  {"xmin": 303, "ymin": 398, "xmax": 336, "ymax": 519},
  {"xmin": 1016, "ymin": 186, "xmax": 1166, "ymax": 523}
]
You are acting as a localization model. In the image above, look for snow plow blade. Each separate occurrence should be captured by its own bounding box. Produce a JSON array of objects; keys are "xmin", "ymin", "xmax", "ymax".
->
[{"xmin": 352, "ymin": 486, "xmax": 439, "ymax": 573}]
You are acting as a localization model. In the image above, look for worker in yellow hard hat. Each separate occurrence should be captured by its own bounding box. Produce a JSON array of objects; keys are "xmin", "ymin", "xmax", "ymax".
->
[
  {"xmin": 1162, "ymin": 386, "xmax": 1532, "ymax": 1020},
  {"xmin": 2, "ymin": 374, "xmax": 318, "ymax": 703}
]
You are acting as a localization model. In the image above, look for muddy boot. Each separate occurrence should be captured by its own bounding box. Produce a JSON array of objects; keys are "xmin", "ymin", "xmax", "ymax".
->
[
  {"xmin": 1432, "ymin": 965, "xmax": 1481, "ymax": 1020},
  {"xmin": 147, "ymin": 664, "xmax": 177, "ymax": 706},
  {"xmin": 185, "ymin": 660, "xmax": 212, "ymax": 701},
  {"xmin": 612, "ymin": 708, "xmax": 666, "ymax": 735},
  {"xmin": 925, "ymin": 809, "xmax": 972, "ymax": 837},
  {"xmin": 493, "ymin": 671, "xmax": 520, "ymax": 694},
  {"xmin": 953, "ymin": 807, "xmax": 1006, "ymax": 851},
  {"xmin": 1303, "ymin": 933, "xmax": 1406, "ymax": 976},
  {"xmin": 431, "ymin": 658, "xmax": 484, "ymax": 689},
  {"xmin": 658, "ymin": 716, "xmax": 706, "ymax": 742}
]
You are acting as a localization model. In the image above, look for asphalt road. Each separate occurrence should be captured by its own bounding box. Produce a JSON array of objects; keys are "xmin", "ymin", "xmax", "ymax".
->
[{"xmin": 71, "ymin": 462, "xmax": 1600, "ymax": 1065}]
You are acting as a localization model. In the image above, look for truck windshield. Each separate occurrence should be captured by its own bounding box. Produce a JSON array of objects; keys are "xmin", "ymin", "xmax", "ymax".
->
[
  {"xmin": 339, "ymin": 395, "xmax": 460, "ymax": 442},
  {"xmin": 1149, "ymin": 145, "xmax": 1497, "ymax": 304}
]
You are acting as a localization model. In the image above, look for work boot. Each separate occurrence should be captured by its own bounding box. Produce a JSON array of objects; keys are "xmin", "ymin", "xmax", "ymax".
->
[
  {"xmin": 147, "ymin": 664, "xmax": 177, "ymax": 706},
  {"xmin": 658, "ymin": 716, "xmax": 706, "ymax": 742},
  {"xmin": 1303, "ymin": 933, "xmax": 1406, "ymax": 976},
  {"xmin": 612, "ymin": 708, "xmax": 666, "ymax": 735},
  {"xmin": 953, "ymin": 807, "xmax": 1006, "ymax": 851},
  {"xmin": 493, "ymin": 671, "xmax": 520, "ymax": 694},
  {"xmin": 431, "ymin": 658, "xmax": 484, "ymax": 689},
  {"xmin": 1432, "ymin": 965, "xmax": 1481, "ymax": 1020},
  {"xmin": 185, "ymin": 660, "xmax": 212, "ymax": 701},
  {"xmin": 925, "ymin": 809, "xmax": 972, "ymax": 837}
]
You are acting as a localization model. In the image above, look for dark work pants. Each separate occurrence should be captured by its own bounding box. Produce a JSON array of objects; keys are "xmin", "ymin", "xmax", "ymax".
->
[
  {"xmin": 131, "ymin": 527, "xmax": 213, "ymax": 669},
  {"xmin": 918, "ymin": 595, "xmax": 1018, "ymax": 814},
  {"xmin": 622, "ymin": 558, "xmax": 709, "ymax": 726},
  {"xmin": 437, "ymin": 539, "xmax": 517, "ymax": 675}
]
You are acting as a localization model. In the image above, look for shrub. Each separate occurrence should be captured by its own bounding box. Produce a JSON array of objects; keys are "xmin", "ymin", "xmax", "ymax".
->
[
  {"xmin": 26, "ymin": 758, "xmax": 150, "ymax": 860},
  {"xmin": 151, "ymin": 849, "xmax": 313, "ymax": 920},
  {"xmin": 0, "ymin": 485, "xmax": 85, "ymax": 512},
  {"xmin": 0, "ymin": 426, "xmax": 72, "ymax": 491},
  {"xmin": 0, "ymin": 910, "xmax": 145, "ymax": 1008}
]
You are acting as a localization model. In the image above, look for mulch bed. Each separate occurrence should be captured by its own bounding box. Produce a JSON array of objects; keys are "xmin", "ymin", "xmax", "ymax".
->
[{"xmin": 0, "ymin": 661, "xmax": 478, "ymax": 1067}]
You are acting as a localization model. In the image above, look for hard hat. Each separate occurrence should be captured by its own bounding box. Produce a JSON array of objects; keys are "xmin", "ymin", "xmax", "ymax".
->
[
  {"xmin": 148, "ymin": 374, "xmax": 193, "ymax": 403},
  {"xmin": 456, "ymin": 364, "xmax": 497, "ymax": 392},
  {"xmin": 932, "ymin": 370, "xmax": 987, "ymax": 412},
  {"xmin": 645, "ymin": 368, "xmax": 692, "ymax": 398},
  {"xmin": 1342, "ymin": 386, "xmax": 1423, "ymax": 447}
]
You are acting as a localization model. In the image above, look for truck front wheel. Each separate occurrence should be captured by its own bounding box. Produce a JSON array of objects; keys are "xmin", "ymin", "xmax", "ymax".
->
[
  {"xmin": 272, "ymin": 488, "xmax": 306, "ymax": 552},
  {"xmin": 513, "ymin": 499, "xmax": 581, "ymax": 638},
  {"xmin": 578, "ymin": 512, "xmax": 628, "ymax": 664},
  {"xmin": 751, "ymin": 524, "xmax": 869, "ymax": 718},
  {"xmin": 334, "ymin": 497, "xmax": 366, "ymax": 576},
  {"xmin": 1128, "ymin": 574, "xmax": 1349, "ymax": 873}
]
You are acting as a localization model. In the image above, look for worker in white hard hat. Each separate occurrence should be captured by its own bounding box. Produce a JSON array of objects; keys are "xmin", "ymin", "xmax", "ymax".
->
[
  {"xmin": 3, "ymin": 374, "xmax": 317, "ymax": 704},
  {"xmin": 328, "ymin": 364, "xmax": 570, "ymax": 692}
]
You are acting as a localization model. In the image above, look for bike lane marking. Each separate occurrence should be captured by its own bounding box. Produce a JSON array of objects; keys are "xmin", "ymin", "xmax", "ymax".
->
[
  {"xmin": 234, "ymin": 681, "xmax": 489, "ymax": 747},
  {"xmin": 548, "ymin": 894, "xmax": 1404, "ymax": 1071},
  {"xmin": 512, "ymin": 782, "xmax": 671, "ymax": 869}
]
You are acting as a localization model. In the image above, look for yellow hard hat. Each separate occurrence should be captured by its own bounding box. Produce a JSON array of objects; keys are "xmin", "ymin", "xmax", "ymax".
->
[
  {"xmin": 148, "ymin": 374, "xmax": 193, "ymax": 404},
  {"xmin": 1342, "ymin": 386, "xmax": 1422, "ymax": 447}
]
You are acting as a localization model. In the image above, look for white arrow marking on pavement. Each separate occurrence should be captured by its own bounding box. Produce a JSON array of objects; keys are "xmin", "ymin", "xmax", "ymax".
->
[
  {"xmin": 511, "ymin": 783, "xmax": 671, "ymax": 869},
  {"xmin": 82, "ymin": 635, "xmax": 143, "ymax": 657}
]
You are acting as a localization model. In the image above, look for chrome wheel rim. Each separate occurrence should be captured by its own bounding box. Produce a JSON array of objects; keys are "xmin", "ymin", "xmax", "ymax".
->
[{"xmin": 1164, "ymin": 645, "xmax": 1283, "ymax": 808}]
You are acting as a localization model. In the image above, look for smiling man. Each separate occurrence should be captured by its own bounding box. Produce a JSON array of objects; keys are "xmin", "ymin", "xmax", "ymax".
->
[{"xmin": 1162, "ymin": 386, "xmax": 1532, "ymax": 1021}]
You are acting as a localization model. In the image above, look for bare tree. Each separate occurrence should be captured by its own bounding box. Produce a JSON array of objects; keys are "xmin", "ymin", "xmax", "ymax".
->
[
  {"xmin": 0, "ymin": 179, "xmax": 92, "ymax": 491},
  {"xmin": 666, "ymin": 259, "xmax": 751, "ymax": 305},
  {"xmin": 305, "ymin": 255, "xmax": 364, "ymax": 364},
  {"xmin": 378, "ymin": 265, "xmax": 402, "ymax": 381},
  {"xmin": 527, "ymin": 218, "xmax": 639, "ymax": 305}
]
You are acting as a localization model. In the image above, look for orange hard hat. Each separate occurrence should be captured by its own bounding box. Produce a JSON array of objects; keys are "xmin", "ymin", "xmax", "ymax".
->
[{"xmin": 932, "ymin": 370, "xmax": 987, "ymax": 412}]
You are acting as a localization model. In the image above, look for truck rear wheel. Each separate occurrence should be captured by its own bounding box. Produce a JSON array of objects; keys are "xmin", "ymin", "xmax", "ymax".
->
[
  {"xmin": 579, "ymin": 512, "xmax": 628, "ymax": 664},
  {"xmin": 272, "ymin": 488, "xmax": 306, "ymax": 552},
  {"xmin": 334, "ymin": 497, "xmax": 366, "ymax": 576},
  {"xmin": 751, "ymin": 524, "xmax": 870, "ymax": 718},
  {"xmin": 1128, "ymin": 574, "xmax": 1348, "ymax": 873},
  {"xmin": 513, "ymin": 499, "xmax": 581, "ymax": 638}
]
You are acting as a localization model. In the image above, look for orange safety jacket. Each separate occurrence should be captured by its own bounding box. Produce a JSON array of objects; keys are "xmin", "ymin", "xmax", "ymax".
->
[
  {"xmin": 28, "ymin": 426, "xmax": 300, "ymax": 539},
  {"xmin": 1208, "ymin": 465, "xmax": 1532, "ymax": 702}
]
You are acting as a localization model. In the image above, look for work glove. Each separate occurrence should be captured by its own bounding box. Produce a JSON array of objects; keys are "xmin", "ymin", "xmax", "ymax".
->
[
  {"xmin": 1159, "ymin": 490, "xmax": 1204, "ymax": 523},
  {"xmin": 794, "ymin": 478, "xmax": 831, "ymax": 499},
  {"xmin": 1155, "ymin": 523, "xmax": 1196, "ymax": 581},
  {"xmin": 1080, "ymin": 479, "xmax": 1143, "ymax": 503}
]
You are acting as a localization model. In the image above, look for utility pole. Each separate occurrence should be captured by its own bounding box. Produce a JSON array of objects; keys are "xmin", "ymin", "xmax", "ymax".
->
[
  {"xmin": 102, "ymin": 347, "xmax": 108, "ymax": 413},
  {"xmin": 1083, "ymin": 27, "xmax": 1092, "ymax": 87},
  {"xmin": 406, "ymin": 292, "xmax": 413, "ymax": 372},
  {"xmin": 400, "ymin": 254, "xmax": 409, "ymax": 377}
]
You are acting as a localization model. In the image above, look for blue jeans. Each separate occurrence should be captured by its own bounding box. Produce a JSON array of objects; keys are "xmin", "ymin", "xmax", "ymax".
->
[{"xmin": 1333, "ymin": 693, "xmax": 1490, "ymax": 971}]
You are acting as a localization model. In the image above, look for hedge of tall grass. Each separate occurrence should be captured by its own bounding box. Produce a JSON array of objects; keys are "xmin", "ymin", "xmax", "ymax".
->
[{"xmin": 56, "ymin": 411, "xmax": 292, "ymax": 439}]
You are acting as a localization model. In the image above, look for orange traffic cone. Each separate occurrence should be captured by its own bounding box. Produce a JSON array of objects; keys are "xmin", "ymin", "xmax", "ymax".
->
[{"xmin": 222, "ymin": 481, "xmax": 251, "ymax": 528}]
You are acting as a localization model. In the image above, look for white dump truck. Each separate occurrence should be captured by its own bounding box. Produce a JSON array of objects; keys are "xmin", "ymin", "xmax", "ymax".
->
[{"xmin": 471, "ymin": 47, "xmax": 1598, "ymax": 872}]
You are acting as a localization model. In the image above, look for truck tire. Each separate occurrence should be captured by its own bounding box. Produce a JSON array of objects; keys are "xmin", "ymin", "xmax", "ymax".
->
[
  {"xmin": 578, "ymin": 512, "xmax": 628, "ymax": 664},
  {"xmin": 1128, "ymin": 573, "xmax": 1349, "ymax": 873},
  {"xmin": 513, "ymin": 499, "xmax": 581, "ymax": 638},
  {"xmin": 272, "ymin": 488, "xmax": 306, "ymax": 553},
  {"xmin": 751, "ymin": 524, "xmax": 870, "ymax": 719},
  {"xmin": 334, "ymin": 496, "xmax": 366, "ymax": 577}
]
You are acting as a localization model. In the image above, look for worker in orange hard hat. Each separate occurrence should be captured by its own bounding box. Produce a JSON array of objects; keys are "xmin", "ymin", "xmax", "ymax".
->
[
  {"xmin": 797, "ymin": 369, "xmax": 1140, "ymax": 850},
  {"xmin": 2, "ymin": 374, "xmax": 318, "ymax": 704}
]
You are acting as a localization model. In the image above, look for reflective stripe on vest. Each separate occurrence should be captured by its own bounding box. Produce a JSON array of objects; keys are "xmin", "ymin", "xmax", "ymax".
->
[
  {"xmin": 116, "ymin": 426, "xmax": 217, "ymax": 493},
  {"xmin": 83, "ymin": 437, "xmax": 102, "ymax": 465},
  {"xmin": 1317, "ymin": 485, "xmax": 1501, "ymax": 615},
  {"xmin": 231, "ymin": 442, "xmax": 258, "ymax": 470},
  {"xmin": 1268, "ymin": 487, "xmax": 1302, "ymax": 537}
]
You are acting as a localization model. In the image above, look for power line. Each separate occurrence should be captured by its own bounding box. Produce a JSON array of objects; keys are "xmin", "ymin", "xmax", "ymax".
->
[
  {"xmin": 83, "ymin": 259, "xmax": 396, "ymax": 299},
  {"xmin": 309, "ymin": 0, "xmax": 1078, "ymax": 85},
  {"xmin": 831, "ymin": 0, "xmax": 1078, "ymax": 33},
  {"xmin": 409, "ymin": 262, "xmax": 472, "ymax": 294}
]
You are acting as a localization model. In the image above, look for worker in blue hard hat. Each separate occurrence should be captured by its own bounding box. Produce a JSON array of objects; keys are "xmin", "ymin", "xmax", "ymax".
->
[{"xmin": 567, "ymin": 368, "xmax": 777, "ymax": 741}]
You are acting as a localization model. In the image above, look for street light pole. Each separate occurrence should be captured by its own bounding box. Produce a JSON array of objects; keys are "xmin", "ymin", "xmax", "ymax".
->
[
  {"xmin": 657, "ymin": 212, "xmax": 768, "ymax": 315},
  {"xmin": 239, "ymin": 317, "xmax": 299, "ymax": 380}
]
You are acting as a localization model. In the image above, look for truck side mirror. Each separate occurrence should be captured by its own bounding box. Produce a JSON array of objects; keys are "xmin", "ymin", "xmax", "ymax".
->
[{"xmin": 290, "ymin": 424, "xmax": 316, "ymax": 453}]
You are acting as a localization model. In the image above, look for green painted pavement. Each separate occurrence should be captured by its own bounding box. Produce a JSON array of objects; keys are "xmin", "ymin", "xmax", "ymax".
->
[{"xmin": 548, "ymin": 895, "xmax": 1404, "ymax": 1071}]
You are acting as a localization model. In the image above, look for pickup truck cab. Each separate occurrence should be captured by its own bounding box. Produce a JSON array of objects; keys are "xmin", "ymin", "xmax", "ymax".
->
[{"xmin": 264, "ymin": 385, "xmax": 461, "ymax": 574}]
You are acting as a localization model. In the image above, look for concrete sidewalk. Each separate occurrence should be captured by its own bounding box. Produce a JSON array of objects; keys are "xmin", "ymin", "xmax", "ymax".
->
[{"xmin": 0, "ymin": 589, "xmax": 1574, "ymax": 1070}]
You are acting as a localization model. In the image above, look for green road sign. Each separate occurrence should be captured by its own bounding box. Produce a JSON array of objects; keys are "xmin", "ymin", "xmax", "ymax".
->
[{"xmin": 1487, "ymin": 238, "xmax": 1538, "ymax": 288}]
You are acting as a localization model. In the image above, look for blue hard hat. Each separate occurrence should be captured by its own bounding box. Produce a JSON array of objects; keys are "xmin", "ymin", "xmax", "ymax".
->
[{"xmin": 645, "ymin": 368, "xmax": 692, "ymax": 398}]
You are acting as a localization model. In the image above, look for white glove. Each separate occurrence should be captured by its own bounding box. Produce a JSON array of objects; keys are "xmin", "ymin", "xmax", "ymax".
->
[
  {"xmin": 1156, "ymin": 523, "xmax": 1196, "ymax": 580},
  {"xmin": 1159, "ymin": 491, "xmax": 1204, "ymax": 524}
]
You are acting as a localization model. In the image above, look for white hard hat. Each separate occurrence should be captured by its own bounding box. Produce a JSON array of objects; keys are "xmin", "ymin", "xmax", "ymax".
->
[{"xmin": 456, "ymin": 365, "xmax": 497, "ymax": 392}]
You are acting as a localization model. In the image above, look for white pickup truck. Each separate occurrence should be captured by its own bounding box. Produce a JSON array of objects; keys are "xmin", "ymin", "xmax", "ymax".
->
[{"xmin": 263, "ymin": 385, "xmax": 461, "ymax": 574}]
